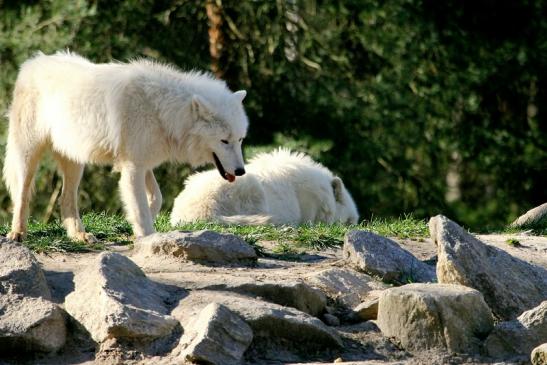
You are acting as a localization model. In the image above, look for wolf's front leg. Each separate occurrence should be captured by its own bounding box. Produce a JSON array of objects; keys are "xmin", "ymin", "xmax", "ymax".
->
[{"xmin": 119, "ymin": 165, "xmax": 155, "ymax": 237}]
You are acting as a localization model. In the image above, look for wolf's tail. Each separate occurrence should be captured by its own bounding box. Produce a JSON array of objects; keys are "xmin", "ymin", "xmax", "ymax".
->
[{"xmin": 216, "ymin": 214, "xmax": 274, "ymax": 225}]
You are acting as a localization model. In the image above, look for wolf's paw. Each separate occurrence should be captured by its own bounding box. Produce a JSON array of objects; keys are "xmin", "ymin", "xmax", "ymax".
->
[
  {"xmin": 7, "ymin": 231, "xmax": 26, "ymax": 242},
  {"xmin": 72, "ymin": 232, "xmax": 99, "ymax": 244}
]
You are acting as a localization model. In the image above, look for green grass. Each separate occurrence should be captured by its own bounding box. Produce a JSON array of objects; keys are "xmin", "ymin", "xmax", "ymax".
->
[
  {"xmin": 2, "ymin": 212, "xmax": 545, "ymax": 255},
  {"xmin": 505, "ymin": 238, "xmax": 522, "ymax": 247},
  {"xmin": 0, "ymin": 213, "xmax": 430, "ymax": 254}
]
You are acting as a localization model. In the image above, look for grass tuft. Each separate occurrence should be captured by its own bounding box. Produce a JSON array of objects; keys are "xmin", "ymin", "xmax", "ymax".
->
[{"xmin": 505, "ymin": 238, "xmax": 522, "ymax": 247}]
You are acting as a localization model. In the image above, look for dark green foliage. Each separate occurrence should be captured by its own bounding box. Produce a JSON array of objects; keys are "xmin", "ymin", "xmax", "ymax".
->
[{"xmin": 0, "ymin": 0, "xmax": 545, "ymax": 230}]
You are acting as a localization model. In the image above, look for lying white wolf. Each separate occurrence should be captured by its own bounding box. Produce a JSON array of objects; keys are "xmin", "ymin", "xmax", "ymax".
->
[
  {"xmin": 170, "ymin": 148, "xmax": 359, "ymax": 226},
  {"xmin": 3, "ymin": 51, "xmax": 248, "ymax": 242}
]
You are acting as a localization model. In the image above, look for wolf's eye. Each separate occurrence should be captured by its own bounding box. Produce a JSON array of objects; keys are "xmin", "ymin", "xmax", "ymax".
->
[
  {"xmin": 221, "ymin": 139, "xmax": 229, "ymax": 144},
  {"xmin": 239, "ymin": 138, "xmax": 244, "ymax": 142}
]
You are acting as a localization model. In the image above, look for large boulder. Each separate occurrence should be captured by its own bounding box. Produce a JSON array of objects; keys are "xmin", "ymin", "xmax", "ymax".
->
[
  {"xmin": 511, "ymin": 202, "xmax": 547, "ymax": 228},
  {"xmin": 0, "ymin": 240, "xmax": 66, "ymax": 353},
  {"xmin": 177, "ymin": 303, "xmax": 253, "ymax": 365},
  {"xmin": 485, "ymin": 300, "xmax": 547, "ymax": 359},
  {"xmin": 133, "ymin": 230, "xmax": 257, "ymax": 266},
  {"xmin": 172, "ymin": 290, "xmax": 343, "ymax": 350},
  {"xmin": 64, "ymin": 252, "xmax": 179, "ymax": 343},
  {"xmin": 430, "ymin": 215, "xmax": 547, "ymax": 320},
  {"xmin": 343, "ymin": 231, "xmax": 436, "ymax": 283},
  {"xmin": 377, "ymin": 283, "xmax": 493, "ymax": 353}
]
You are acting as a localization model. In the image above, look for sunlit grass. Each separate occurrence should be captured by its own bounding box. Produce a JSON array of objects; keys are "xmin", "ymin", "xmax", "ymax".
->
[
  {"xmin": 3, "ymin": 212, "xmax": 544, "ymax": 255},
  {"xmin": 0, "ymin": 213, "xmax": 430, "ymax": 254}
]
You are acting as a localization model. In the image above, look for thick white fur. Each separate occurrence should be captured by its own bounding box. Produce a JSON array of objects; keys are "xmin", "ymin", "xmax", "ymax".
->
[
  {"xmin": 3, "ymin": 51, "xmax": 248, "ymax": 241},
  {"xmin": 170, "ymin": 148, "xmax": 359, "ymax": 226}
]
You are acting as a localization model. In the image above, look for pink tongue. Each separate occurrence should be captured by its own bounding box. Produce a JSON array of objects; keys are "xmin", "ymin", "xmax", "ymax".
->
[{"xmin": 226, "ymin": 173, "xmax": 236, "ymax": 183}]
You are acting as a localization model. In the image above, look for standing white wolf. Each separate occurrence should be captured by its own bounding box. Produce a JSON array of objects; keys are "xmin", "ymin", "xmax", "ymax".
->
[
  {"xmin": 3, "ymin": 51, "xmax": 248, "ymax": 242},
  {"xmin": 170, "ymin": 148, "xmax": 359, "ymax": 226}
]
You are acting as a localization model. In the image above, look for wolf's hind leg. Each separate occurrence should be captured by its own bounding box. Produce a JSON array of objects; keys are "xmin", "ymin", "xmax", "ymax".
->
[
  {"xmin": 119, "ymin": 165, "xmax": 154, "ymax": 237},
  {"xmin": 55, "ymin": 154, "xmax": 97, "ymax": 243},
  {"xmin": 3, "ymin": 141, "xmax": 45, "ymax": 242},
  {"xmin": 145, "ymin": 170, "xmax": 162, "ymax": 219}
]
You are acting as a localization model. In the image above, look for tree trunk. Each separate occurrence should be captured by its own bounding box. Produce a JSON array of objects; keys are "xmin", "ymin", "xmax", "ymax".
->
[{"xmin": 206, "ymin": 0, "xmax": 223, "ymax": 78}]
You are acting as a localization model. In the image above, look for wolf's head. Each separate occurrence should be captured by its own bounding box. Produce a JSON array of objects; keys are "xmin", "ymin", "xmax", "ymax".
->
[
  {"xmin": 331, "ymin": 177, "xmax": 359, "ymax": 224},
  {"xmin": 190, "ymin": 90, "xmax": 248, "ymax": 182}
]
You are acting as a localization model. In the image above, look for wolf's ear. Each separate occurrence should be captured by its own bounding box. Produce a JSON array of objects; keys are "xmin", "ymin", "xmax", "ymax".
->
[
  {"xmin": 332, "ymin": 177, "xmax": 344, "ymax": 203},
  {"xmin": 192, "ymin": 95, "xmax": 213, "ymax": 117},
  {"xmin": 233, "ymin": 90, "xmax": 247, "ymax": 103}
]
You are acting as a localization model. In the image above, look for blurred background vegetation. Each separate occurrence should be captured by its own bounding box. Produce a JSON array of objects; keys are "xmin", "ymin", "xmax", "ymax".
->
[{"xmin": 0, "ymin": 0, "xmax": 545, "ymax": 230}]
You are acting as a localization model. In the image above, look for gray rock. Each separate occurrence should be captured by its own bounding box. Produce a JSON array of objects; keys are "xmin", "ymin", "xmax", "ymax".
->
[
  {"xmin": 177, "ymin": 303, "xmax": 252, "ymax": 365},
  {"xmin": 0, "ymin": 239, "xmax": 50, "ymax": 298},
  {"xmin": 353, "ymin": 290, "xmax": 382, "ymax": 321},
  {"xmin": 133, "ymin": 230, "xmax": 257, "ymax": 265},
  {"xmin": 0, "ymin": 294, "xmax": 66, "ymax": 353},
  {"xmin": 531, "ymin": 343, "xmax": 547, "ymax": 365},
  {"xmin": 430, "ymin": 215, "xmax": 547, "ymax": 320},
  {"xmin": 171, "ymin": 290, "xmax": 342, "ymax": 350},
  {"xmin": 0, "ymin": 240, "xmax": 66, "ymax": 353},
  {"xmin": 377, "ymin": 283, "xmax": 493, "ymax": 353},
  {"xmin": 511, "ymin": 203, "xmax": 547, "ymax": 228},
  {"xmin": 343, "ymin": 230, "xmax": 436, "ymax": 283},
  {"xmin": 322, "ymin": 313, "xmax": 340, "ymax": 327},
  {"xmin": 64, "ymin": 252, "xmax": 179, "ymax": 343},
  {"xmin": 304, "ymin": 267, "xmax": 388, "ymax": 308},
  {"xmin": 485, "ymin": 301, "xmax": 547, "ymax": 358}
]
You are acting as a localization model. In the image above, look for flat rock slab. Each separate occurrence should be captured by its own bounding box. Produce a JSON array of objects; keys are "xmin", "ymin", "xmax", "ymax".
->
[
  {"xmin": 203, "ymin": 279, "xmax": 326, "ymax": 317},
  {"xmin": 0, "ymin": 240, "xmax": 66, "ymax": 353},
  {"xmin": 377, "ymin": 283, "xmax": 493, "ymax": 353},
  {"xmin": 171, "ymin": 290, "xmax": 343, "ymax": 351},
  {"xmin": 485, "ymin": 300, "xmax": 547, "ymax": 359},
  {"xmin": 532, "ymin": 343, "xmax": 547, "ymax": 365},
  {"xmin": 65, "ymin": 252, "xmax": 179, "ymax": 343},
  {"xmin": 177, "ymin": 303, "xmax": 252, "ymax": 365},
  {"xmin": 146, "ymin": 265, "xmax": 326, "ymax": 316},
  {"xmin": 430, "ymin": 215, "xmax": 547, "ymax": 320},
  {"xmin": 343, "ymin": 230, "xmax": 436, "ymax": 283},
  {"xmin": 304, "ymin": 267, "xmax": 388, "ymax": 308},
  {"xmin": 133, "ymin": 230, "xmax": 257, "ymax": 267}
]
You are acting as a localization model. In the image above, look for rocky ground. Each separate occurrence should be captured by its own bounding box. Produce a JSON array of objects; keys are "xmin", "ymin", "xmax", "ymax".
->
[{"xmin": 0, "ymin": 215, "xmax": 546, "ymax": 365}]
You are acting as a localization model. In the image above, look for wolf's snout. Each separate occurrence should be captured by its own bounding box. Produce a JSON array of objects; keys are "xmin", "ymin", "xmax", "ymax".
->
[{"xmin": 234, "ymin": 168, "xmax": 246, "ymax": 176}]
